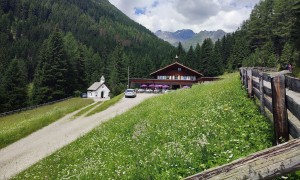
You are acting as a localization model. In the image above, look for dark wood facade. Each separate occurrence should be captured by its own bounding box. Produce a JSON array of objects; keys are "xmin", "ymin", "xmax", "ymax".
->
[{"xmin": 130, "ymin": 62, "xmax": 206, "ymax": 89}]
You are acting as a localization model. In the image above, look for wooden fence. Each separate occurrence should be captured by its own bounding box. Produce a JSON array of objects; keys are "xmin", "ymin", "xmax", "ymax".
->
[
  {"xmin": 239, "ymin": 67, "xmax": 300, "ymax": 144},
  {"xmin": 0, "ymin": 97, "xmax": 72, "ymax": 117}
]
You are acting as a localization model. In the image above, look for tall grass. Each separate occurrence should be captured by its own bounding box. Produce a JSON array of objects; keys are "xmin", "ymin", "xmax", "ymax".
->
[
  {"xmin": 15, "ymin": 73, "xmax": 273, "ymax": 179},
  {"xmin": 0, "ymin": 98, "xmax": 93, "ymax": 149}
]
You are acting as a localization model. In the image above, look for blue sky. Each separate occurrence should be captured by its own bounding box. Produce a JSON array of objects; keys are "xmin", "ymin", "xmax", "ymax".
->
[{"xmin": 108, "ymin": 0, "xmax": 261, "ymax": 33}]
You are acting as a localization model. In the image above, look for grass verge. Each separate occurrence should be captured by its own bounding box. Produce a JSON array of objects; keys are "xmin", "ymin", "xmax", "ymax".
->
[
  {"xmin": 72, "ymin": 101, "xmax": 103, "ymax": 118},
  {"xmin": 15, "ymin": 73, "xmax": 274, "ymax": 179},
  {"xmin": 85, "ymin": 94, "xmax": 124, "ymax": 117},
  {"xmin": 0, "ymin": 98, "xmax": 93, "ymax": 149}
]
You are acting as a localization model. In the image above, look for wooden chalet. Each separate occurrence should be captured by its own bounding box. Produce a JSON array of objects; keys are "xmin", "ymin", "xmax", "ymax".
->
[{"xmin": 130, "ymin": 58, "xmax": 205, "ymax": 89}]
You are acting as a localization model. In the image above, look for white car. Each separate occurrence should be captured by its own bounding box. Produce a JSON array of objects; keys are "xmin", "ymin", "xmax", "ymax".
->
[
  {"xmin": 137, "ymin": 89, "xmax": 145, "ymax": 93},
  {"xmin": 145, "ymin": 89, "xmax": 153, "ymax": 93},
  {"xmin": 125, "ymin": 89, "xmax": 137, "ymax": 98}
]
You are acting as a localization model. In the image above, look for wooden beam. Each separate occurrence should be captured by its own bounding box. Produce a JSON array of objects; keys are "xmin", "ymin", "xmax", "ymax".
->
[
  {"xmin": 252, "ymin": 69, "xmax": 260, "ymax": 78},
  {"xmin": 259, "ymin": 72, "xmax": 265, "ymax": 115},
  {"xmin": 262, "ymin": 73, "xmax": 272, "ymax": 82},
  {"xmin": 264, "ymin": 97, "xmax": 273, "ymax": 113},
  {"xmin": 285, "ymin": 75, "xmax": 300, "ymax": 93},
  {"xmin": 289, "ymin": 118, "xmax": 300, "ymax": 138},
  {"xmin": 253, "ymin": 80, "xmax": 259, "ymax": 90},
  {"xmin": 263, "ymin": 85, "xmax": 272, "ymax": 97},
  {"xmin": 185, "ymin": 139, "xmax": 300, "ymax": 180},
  {"xmin": 253, "ymin": 87, "xmax": 260, "ymax": 99},
  {"xmin": 271, "ymin": 75, "xmax": 289, "ymax": 144},
  {"xmin": 286, "ymin": 94, "xmax": 300, "ymax": 121}
]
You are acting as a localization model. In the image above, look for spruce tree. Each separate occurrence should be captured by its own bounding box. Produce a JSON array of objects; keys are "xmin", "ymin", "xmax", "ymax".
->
[
  {"xmin": 186, "ymin": 46, "xmax": 196, "ymax": 68},
  {"xmin": 194, "ymin": 43, "xmax": 201, "ymax": 71},
  {"xmin": 213, "ymin": 40, "xmax": 224, "ymax": 75},
  {"xmin": 272, "ymin": 0, "xmax": 295, "ymax": 55},
  {"xmin": 200, "ymin": 38, "xmax": 214, "ymax": 76},
  {"xmin": 46, "ymin": 27, "xmax": 68, "ymax": 100},
  {"xmin": 33, "ymin": 27, "xmax": 69, "ymax": 103},
  {"xmin": 260, "ymin": 41, "xmax": 276, "ymax": 67},
  {"xmin": 63, "ymin": 32, "xmax": 79, "ymax": 94},
  {"xmin": 142, "ymin": 55, "xmax": 155, "ymax": 78},
  {"xmin": 108, "ymin": 45, "xmax": 128, "ymax": 95},
  {"xmin": 280, "ymin": 43, "xmax": 295, "ymax": 69},
  {"xmin": 76, "ymin": 46, "xmax": 87, "ymax": 91},
  {"xmin": 3, "ymin": 58, "xmax": 28, "ymax": 111},
  {"xmin": 177, "ymin": 42, "xmax": 186, "ymax": 63},
  {"xmin": 291, "ymin": 0, "xmax": 300, "ymax": 66},
  {"xmin": 0, "ymin": 75, "xmax": 8, "ymax": 113},
  {"xmin": 32, "ymin": 41, "xmax": 50, "ymax": 104}
]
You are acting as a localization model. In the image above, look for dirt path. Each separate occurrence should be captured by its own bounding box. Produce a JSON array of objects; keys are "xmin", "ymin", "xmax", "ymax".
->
[{"xmin": 0, "ymin": 94, "xmax": 157, "ymax": 180}]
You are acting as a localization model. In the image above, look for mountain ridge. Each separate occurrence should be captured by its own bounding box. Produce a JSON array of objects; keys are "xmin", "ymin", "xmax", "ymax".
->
[{"xmin": 155, "ymin": 29, "xmax": 227, "ymax": 49}]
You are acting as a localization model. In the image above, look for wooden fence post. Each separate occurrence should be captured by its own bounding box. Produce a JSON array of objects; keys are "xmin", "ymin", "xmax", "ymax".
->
[
  {"xmin": 240, "ymin": 69, "xmax": 243, "ymax": 84},
  {"xmin": 271, "ymin": 74, "xmax": 289, "ymax": 144},
  {"xmin": 247, "ymin": 69, "xmax": 253, "ymax": 98},
  {"xmin": 241, "ymin": 68, "xmax": 244, "ymax": 85},
  {"xmin": 244, "ymin": 69, "xmax": 248, "ymax": 89},
  {"xmin": 259, "ymin": 72, "xmax": 265, "ymax": 115}
]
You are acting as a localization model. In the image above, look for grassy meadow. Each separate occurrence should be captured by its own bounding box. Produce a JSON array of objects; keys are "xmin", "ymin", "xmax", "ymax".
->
[
  {"xmin": 0, "ymin": 98, "xmax": 93, "ymax": 149},
  {"xmin": 15, "ymin": 73, "xmax": 274, "ymax": 179}
]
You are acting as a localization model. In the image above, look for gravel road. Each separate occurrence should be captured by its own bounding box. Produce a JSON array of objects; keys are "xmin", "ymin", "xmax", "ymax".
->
[{"xmin": 0, "ymin": 94, "xmax": 157, "ymax": 180}]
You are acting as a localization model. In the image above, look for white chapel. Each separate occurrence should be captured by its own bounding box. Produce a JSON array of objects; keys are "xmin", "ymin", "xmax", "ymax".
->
[{"xmin": 87, "ymin": 76, "xmax": 110, "ymax": 98}]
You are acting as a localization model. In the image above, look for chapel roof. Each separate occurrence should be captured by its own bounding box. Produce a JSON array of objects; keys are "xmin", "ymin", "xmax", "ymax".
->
[{"xmin": 87, "ymin": 82, "xmax": 104, "ymax": 91}]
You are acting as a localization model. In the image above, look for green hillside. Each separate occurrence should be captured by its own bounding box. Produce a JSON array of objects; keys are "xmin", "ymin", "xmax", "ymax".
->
[
  {"xmin": 0, "ymin": 0, "xmax": 176, "ymax": 112},
  {"xmin": 15, "ymin": 73, "xmax": 273, "ymax": 179}
]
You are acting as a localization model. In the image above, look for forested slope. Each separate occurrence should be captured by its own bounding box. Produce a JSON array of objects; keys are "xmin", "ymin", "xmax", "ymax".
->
[
  {"xmin": 220, "ymin": 0, "xmax": 300, "ymax": 71},
  {"xmin": 0, "ymin": 0, "xmax": 176, "ymax": 112}
]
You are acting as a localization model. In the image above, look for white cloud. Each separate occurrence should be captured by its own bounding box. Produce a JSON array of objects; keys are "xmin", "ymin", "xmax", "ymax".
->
[{"xmin": 108, "ymin": 0, "xmax": 260, "ymax": 33}]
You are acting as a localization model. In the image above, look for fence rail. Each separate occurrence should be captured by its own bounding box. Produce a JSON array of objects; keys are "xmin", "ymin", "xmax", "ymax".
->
[
  {"xmin": 185, "ymin": 138, "xmax": 300, "ymax": 180},
  {"xmin": 0, "ymin": 97, "xmax": 72, "ymax": 117},
  {"xmin": 240, "ymin": 67, "xmax": 300, "ymax": 144}
]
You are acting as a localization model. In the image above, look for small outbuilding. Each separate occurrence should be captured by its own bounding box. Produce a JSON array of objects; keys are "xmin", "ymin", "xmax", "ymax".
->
[{"xmin": 87, "ymin": 76, "xmax": 110, "ymax": 98}]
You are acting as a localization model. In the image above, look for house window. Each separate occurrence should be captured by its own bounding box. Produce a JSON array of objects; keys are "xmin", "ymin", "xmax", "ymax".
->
[
  {"xmin": 158, "ymin": 76, "xmax": 166, "ymax": 79},
  {"xmin": 182, "ymin": 76, "xmax": 187, "ymax": 80},
  {"xmin": 178, "ymin": 67, "xmax": 181, "ymax": 72},
  {"xmin": 175, "ymin": 76, "xmax": 178, "ymax": 80}
]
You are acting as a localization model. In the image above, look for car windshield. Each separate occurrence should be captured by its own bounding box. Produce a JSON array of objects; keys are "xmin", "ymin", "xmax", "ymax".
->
[{"xmin": 126, "ymin": 89, "xmax": 134, "ymax": 92}]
